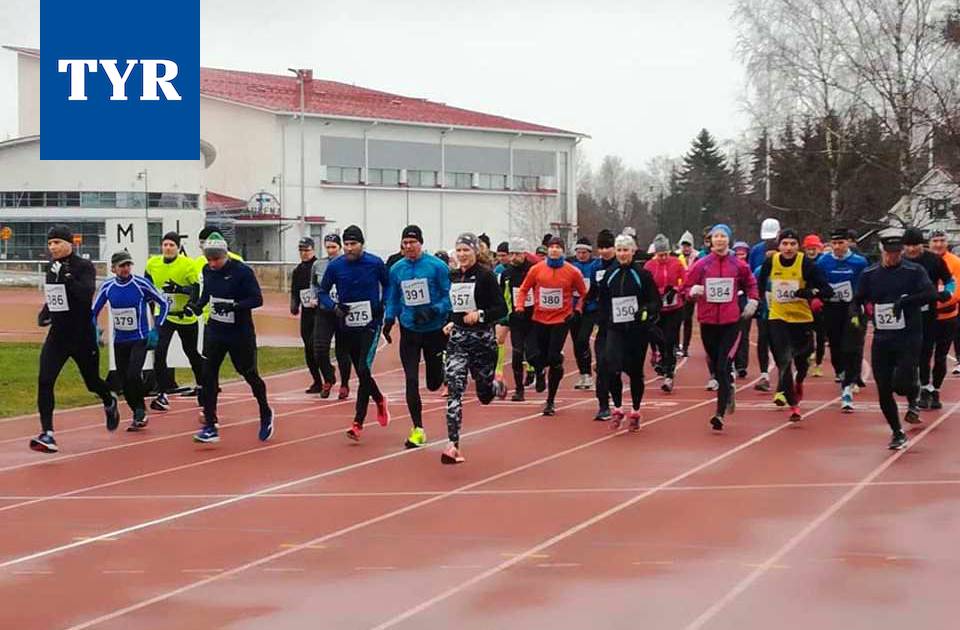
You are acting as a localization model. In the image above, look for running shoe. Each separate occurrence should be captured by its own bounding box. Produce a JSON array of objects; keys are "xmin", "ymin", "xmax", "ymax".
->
[
  {"xmin": 582, "ymin": 375, "xmax": 595, "ymax": 390},
  {"xmin": 628, "ymin": 410, "xmax": 641, "ymax": 432},
  {"xmin": 29, "ymin": 432, "xmax": 58, "ymax": 454},
  {"xmin": 773, "ymin": 392, "xmax": 787, "ymax": 407},
  {"xmin": 953, "ymin": 364, "xmax": 960, "ymax": 376},
  {"xmin": 594, "ymin": 407, "xmax": 611, "ymax": 422},
  {"xmin": 841, "ymin": 390, "xmax": 854, "ymax": 413},
  {"xmin": 494, "ymin": 378, "xmax": 507, "ymax": 400},
  {"xmin": 150, "ymin": 392, "xmax": 169, "ymax": 412},
  {"xmin": 682, "ymin": 348, "xmax": 690, "ymax": 358},
  {"xmin": 320, "ymin": 383, "xmax": 333, "ymax": 399},
  {"xmin": 737, "ymin": 369, "xmax": 748, "ymax": 379},
  {"xmin": 305, "ymin": 382, "xmax": 323, "ymax": 394},
  {"xmin": 789, "ymin": 407, "xmax": 802, "ymax": 422},
  {"xmin": 405, "ymin": 427, "xmax": 427, "ymax": 449},
  {"xmin": 535, "ymin": 370, "xmax": 546, "ymax": 393},
  {"xmin": 904, "ymin": 408, "xmax": 922, "ymax": 425},
  {"xmin": 346, "ymin": 422, "xmax": 362, "ymax": 441},
  {"xmin": 441, "ymin": 444, "xmax": 465, "ymax": 464},
  {"xmin": 755, "ymin": 374, "xmax": 771, "ymax": 392},
  {"xmin": 104, "ymin": 394, "xmax": 120, "ymax": 432},
  {"xmin": 930, "ymin": 390, "xmax": 943, "ymax": 410},
  {"xmin": 661, "ymin": 377, "xmax": 674, "ymax": 393},
  {"xmin": 706, "ymin": 379, "xmax": 719, "ymax": 391},
  {"xmin": 193, "ymin": 425, "xmax": 220, "ymax": 443},
  {"xmin": 610, "ymin": 407, "xmax": 625, "ymax": 430},
  {"xmin": 918, "ymin": 389, "xmax": 931, "ymax": 409},
  {"xmin": 259, "ymin": 407, "xmax": 275, "ymax": 441},
  {"xmin": 542, "ymin": 401, "xmax": 556, "ymax": 417},
  {"xmin": 127, "ymin": 409, "xmax": 149, "ymax": 432},
  {"xmin": 511, "ymin": 390, "xmax": 525, "ymax": 402},
  {"xmin": 574, "ymin": 374, "xmax": 589, "ymax": 390},
  {"xmin": 856, "ymin": 378, "xmax": 867, "ymax": 389},
  {"xmin": 888, "ymin": 432, "xmax": 908, "ymax": 450},
  {"xmin": 338, "ymin": 385, "xmax": 350, "ymax": 400},
  {"xmin": 180, "ymin": 386, "xmax": 200, "ymax": 397},
  {"xmin": 834, "ymin": 372, "xmax": 844, "ymax": 384},
  {"xmin": 710, "ymin": 415, "xmax": 724, "ymax": 431},
  {"xmin": 375, "ymin": 397, "xmax": 391, "ymax": 427},
  {"xmin": 811, "ymin": 365, "xmax": 823, "ymax": 378}
]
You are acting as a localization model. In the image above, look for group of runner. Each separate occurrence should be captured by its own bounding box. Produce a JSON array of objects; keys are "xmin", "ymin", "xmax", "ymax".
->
[{"xmin": 30, "ymin": 215, "xmax": 959, "ymax": 459}]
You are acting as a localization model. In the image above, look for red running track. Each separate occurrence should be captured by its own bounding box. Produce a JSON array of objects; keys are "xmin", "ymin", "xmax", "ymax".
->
[{"xmin": 0, "ymin": 331, "xmax": 958, "ymax": 630}]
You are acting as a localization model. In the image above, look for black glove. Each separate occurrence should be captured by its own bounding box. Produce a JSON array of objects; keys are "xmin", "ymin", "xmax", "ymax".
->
[
  {"xmin": 382, "ymin": 319, "xmax": 394, "ymax": 344},
  {"xmin": 182, "ymin": 302, "xmax": 199, "ymax": 317},
  {"xmin": 793, "ymin": 287, "xmax": 818, "ymax": 300},
  {"xmin": 212, "ymin": 301, "xmax": 236, "ymax": 315},
  {"xmin": 163, "ymin": 280, "xmax": 188, "ymax": 295},
  {"xmin": 37, "ymin": 306, "xmax": 51, "ymax": 327},
  {"xmin": 664, "ymin": 286, "xmax": 677, "ymax": 304},
  {"xmin": 413, "ymin": 306, "xmax": 436, "ymax": 326},
  {"xmin": 566, "ymin": 310, "xmax": 582, "ymax": 326},
  {"xmin": 937, "ymin": 290, "xmax": 952, "ymax": 302},
  {"xmin": 333, "ymin": 303, "xmax": 351, "ymax": 319},
  {"xmin": 290, "ymin": 303, "xmax": 300, "ymax": 316},
  {"xmin": 892, "ymin": 296, "xmax": 904, "ymax": 320}
]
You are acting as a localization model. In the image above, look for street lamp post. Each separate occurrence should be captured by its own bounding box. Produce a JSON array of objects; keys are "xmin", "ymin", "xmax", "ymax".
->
[
  {"xmin": 288, "ymin": 68, "xmax": 307, "ymax": 265},
  {"xmin": 137, "ymin": 169, "xmax": 149, "ymax": 256}
]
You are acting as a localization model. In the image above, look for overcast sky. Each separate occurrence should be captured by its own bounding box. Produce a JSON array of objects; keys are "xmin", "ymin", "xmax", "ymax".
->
[{"xmin": 0, "ymin": 0, "xmax": 749, "ymax": 170}]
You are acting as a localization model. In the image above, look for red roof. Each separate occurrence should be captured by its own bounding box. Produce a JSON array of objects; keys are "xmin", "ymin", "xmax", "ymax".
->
[
  {"xmin": 205, "ymin": 190, "xmax": 247, "ymax": 210},
  {"xmin": 4, "ymin": 45, "xmax": 582, "ymax": 137}
]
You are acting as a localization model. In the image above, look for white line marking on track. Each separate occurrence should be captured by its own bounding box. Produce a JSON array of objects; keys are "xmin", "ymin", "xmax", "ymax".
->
[
  {"xmin": 680, "ymin": 399, "xmax": 960, "ymax": 630},
  {"xmin": 365, "ymin": 394, "xmax": 840, "ymax": 630}
]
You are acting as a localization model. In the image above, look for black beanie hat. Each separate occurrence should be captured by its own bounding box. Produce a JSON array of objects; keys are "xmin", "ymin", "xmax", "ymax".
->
[
  {"xmin": 401, "ymin": 225, "xmax": 423, "ymax": 244},
  {"xmin": 478, "ymin": 233, "xmax": 491, "ymax": 248},
  {"xmin": 596, "ymin": 229, "xmax": 615, "ymax": 249},
  {"xmin": 496, "ymin": 240, "xmax": 509, "ymax": 253},
  {"xmin": 342, "ymin": 225, "xmax": 365, "ymax": 244},
  {"xmin": 198, "ymin": 226, "xmax": 215, "ymax": 241},
  {"xmin": 902, "ymin": 227, "xmax": 925, "ymax": 245},
  {"xmin": 47, "ymin": 224, "xmax": 74, "ymax": 242},
  {"xmin": 777, "ymin": 228, "xmax": 799, "ymax": 243},
  {"xmin": 161, "ymin": 231, "xmax": 181, "ymax": 246}
]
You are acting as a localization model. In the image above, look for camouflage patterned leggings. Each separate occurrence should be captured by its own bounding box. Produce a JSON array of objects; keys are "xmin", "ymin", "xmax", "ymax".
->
[{"xmin": 445, "ymin": 326, "xmax": 498, "ymax": 446}]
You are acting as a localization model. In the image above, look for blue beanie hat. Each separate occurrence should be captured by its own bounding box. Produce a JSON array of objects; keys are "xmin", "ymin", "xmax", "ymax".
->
[{"xmin": 710, "ymin": 223, "xmax": 733, "ymax": 240}]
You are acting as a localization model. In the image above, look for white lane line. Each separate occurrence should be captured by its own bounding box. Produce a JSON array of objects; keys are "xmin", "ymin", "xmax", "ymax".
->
[
  {"xmin": 365, "ymin": 395, "xmax": 839, "ymax": 630},
  {"xmin": 681, "ymin": 399, "xmax": 960, "ymax": 630},
  {"xmin": 0, "ymin": 377, "xmax": 595, "ymax": 571},
  {"xmin": 0, "ymin": 387, "xmax": 429, "ymax": 516},
  {"xmin": 0, "ymin": 383, "xmax": 408, "ymax": 475},
  {"xmin": 0, "ymin": 363, "xmax": 405, "ymax": 450}
]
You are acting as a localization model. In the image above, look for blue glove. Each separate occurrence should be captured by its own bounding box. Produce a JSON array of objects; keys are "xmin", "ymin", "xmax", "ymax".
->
[{"xmin": 146, "ymin": 328, "xmax": 159, "ymax": 350}]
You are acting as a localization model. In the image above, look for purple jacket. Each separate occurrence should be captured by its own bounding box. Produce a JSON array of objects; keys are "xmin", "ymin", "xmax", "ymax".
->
[{"xmin": 684, "ymin": 252, "xmax": 759, "ymax": 325}]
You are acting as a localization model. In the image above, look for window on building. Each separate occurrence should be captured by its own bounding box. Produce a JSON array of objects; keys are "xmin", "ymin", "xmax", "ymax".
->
[
  {"xmin": 513, "ymin": 176, "xmax": 539, "ymax": 192},
  {"xmin": 444, "ymin": 172, "xmax": 472, "ymax": 189},
  {"xmin": 366, "ymin": 168, "xmax": 399, "ymax": 186},
  {"xmin": 477, "ymin": 173, "xmax": 507, "ymax": 190},
  {"xmin": 927, "ymin": 197, "xmax": 950, "ymax": 219},
  {"xmin": 408, "ymin": 170, "xmax": 438, "ymax": 188},
  {"xmin": 326, "ymin": 166, "xmax": 361, "ymax": 185}
]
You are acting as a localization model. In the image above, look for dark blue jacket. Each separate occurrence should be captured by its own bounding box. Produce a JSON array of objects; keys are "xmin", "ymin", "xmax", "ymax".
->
[
  {"xmin": 568, "ymin": 257, "xmax": 602, "ymax": 313},
  {"xmin": 197, "ymin": 259, "xmax": 263, "ymax": 340}
]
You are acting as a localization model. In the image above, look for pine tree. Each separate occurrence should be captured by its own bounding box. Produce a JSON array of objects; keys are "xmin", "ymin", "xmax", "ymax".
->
[{"xmin": 676, "ymin": 129, "xmax": 729, "ymax": 229}]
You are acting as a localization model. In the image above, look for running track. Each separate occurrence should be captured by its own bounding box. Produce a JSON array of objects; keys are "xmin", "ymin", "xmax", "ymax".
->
[{"xmin": 0, "ymin": 332, "xmax": 958, "ymax": 629}]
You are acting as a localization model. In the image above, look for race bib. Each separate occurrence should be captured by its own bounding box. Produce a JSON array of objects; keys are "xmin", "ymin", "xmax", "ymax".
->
[
  {"xmin": 344, "ymin": 301, "xmax": 373, "ymax": 328},
  {"xmin": 539, "ymin": 287, "xmax": 563, "ymax": 310},
  {"xmin": 772, "ymin": 280, "xmax": 801, "ymax": 303},
  {"xmin": 829, "ymin": 281, "xmax": 853, "ymax": 303},
  {"xmin": 299, "ymin": 288, "xmax": 318, "ymax": 308},
  {"xmin": 874, "ymin": 303, "xmax": 905, "ymax": 330},
  {"xmin": 512, "ymin": 288, "xmax": 534, "ymax": 308},
  {"xmin": 449, "ymin": 283, "xmax": 477, "ymax": 313},
  {"xmin": 401, "ymin": 278, "xmax": 430, "ymax": 307},
  {"xmin": 112, "ymin": 307, "xmax": 138, "ymax": 332},
  {"xmin": 612, "ymin": 295, "xmax": 638, "ymax": 324},
  {"xmin": 44, "ymin": 283, "xmax": 69, "ymax": 312},
  {"xmin": 705, "ymin": 277, "xmax": 735, "ymax": 303},
  {"xmin": 209, "ymin": 297, "xmax": 236, "ymax": 324}
]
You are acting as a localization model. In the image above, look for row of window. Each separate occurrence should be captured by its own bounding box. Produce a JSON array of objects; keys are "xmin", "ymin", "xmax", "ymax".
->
[
  {"xmin": 0, "ymin": 221, "xmax": 165, "ymax": 260},
  {"xmin": 324, "ymin": 167, "xmax": 550, "ymax": 192},
  {"xmin": 0, "ymin": 191, "xmax": 200, "ymax": 209}
]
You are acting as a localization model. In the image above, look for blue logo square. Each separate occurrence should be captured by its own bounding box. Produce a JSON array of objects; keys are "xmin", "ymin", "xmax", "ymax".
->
[{"xmin": 40, "ymin": 0, "xmax": 199, "ymax": 160}]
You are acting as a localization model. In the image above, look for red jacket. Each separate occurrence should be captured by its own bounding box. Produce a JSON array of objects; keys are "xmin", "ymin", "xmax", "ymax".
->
[
  {"xmin": 644, "ymin": 255, "xmax": 686, "ymax": 313},
  {"xmin": 684, "ymin": 252, "xmax": 758, "ymax": 325},
  {"xmin": 517, "ymin": 260, "xmax": 587, "ymax": 325}
]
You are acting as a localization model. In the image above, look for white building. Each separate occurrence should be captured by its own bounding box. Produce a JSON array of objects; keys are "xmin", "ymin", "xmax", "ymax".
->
[
  {"xmin": 887, "ymin": 167, "xmax": 960, "ymax": 239},
  {"xmin": 3, "ymin": 45, "xmax": 585, "ymax": 262}
]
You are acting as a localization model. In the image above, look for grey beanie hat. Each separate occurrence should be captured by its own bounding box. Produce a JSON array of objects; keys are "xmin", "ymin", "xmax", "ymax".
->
[{"xmin": 653, "ymin": 233, "xmax": 670, "ymax": 253}]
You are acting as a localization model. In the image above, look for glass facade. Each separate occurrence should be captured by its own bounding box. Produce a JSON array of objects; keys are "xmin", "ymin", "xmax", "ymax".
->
[{"xmin": 0, "ymin": 191, "xmax": 198, "ymax": 209}]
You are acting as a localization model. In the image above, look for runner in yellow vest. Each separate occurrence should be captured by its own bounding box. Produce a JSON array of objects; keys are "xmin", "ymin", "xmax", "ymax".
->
[
  {"xmin": 756, "ymin": 228, "xmax": 833, "ymax": 421},
  {"xmin": 144, "ymin": 232, "xmax": 204, "ymax": 410}
]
